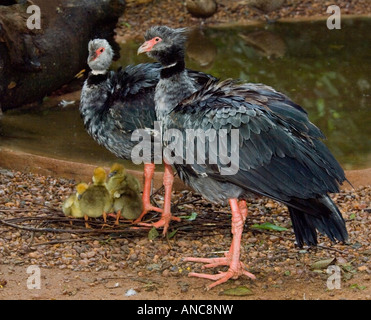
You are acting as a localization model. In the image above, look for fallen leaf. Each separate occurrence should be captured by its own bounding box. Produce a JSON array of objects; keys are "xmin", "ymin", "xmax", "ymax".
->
[
  {"xmin": 251, "ymin": 222, "xmax": 288, "ymax": 232},
  {"xmin": 7, "ymin": 81, "xmax": 16, "ymax": 89},
  {"xmin": 310, "ymin": 258, "xmax": 335, "ymax": 270},
  {"xmin": 182, "ymin": 212, "xmax": 198, "ymax": 221},
  {"xmin": 167, "ymin": 229, "xmax": 178, "ymax": 239},
  {"xmin": 220, "ymin": 286, "xmax": 254, "ymax": 296},
  {"xmin": 148, "ymin": 227, "xmax": 159, "ymax": 240}
]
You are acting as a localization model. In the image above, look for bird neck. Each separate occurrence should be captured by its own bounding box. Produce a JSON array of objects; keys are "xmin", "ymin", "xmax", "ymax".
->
[
  {"xmin": 91, "ymin": 69, "xmax": 108, "ymax": 75},
  {"xmin": 160, "ymin": 60, "xmax": 185, "ymax": 79}
]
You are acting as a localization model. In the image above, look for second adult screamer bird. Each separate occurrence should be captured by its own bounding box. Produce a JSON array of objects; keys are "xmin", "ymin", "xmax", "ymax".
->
[{"xmin": 138, "ymin": 25, "xmax": 348, "ymax": 289}]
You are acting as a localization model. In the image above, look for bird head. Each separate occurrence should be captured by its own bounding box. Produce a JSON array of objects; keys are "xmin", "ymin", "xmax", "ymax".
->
[
  {"xmin": 92, "ymin": 167, "xmax": 107, "ymax": 185},
  {"xmin": 87, "ymin": 39, "xmax": 114, "ymax": 74},
  {"xmin": 108, "ymin": 163, "xmax": 126, "ymax": 178},
  {"xmin": 76, "ymin": 182, "xmax": 88, "ymax": 200},
  {"xmin": 137, "ymin": 25, "xmax": 188, "ymax": 66}
]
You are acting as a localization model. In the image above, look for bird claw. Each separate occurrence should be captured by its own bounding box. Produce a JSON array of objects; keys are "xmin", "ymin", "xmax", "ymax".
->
[
  {"xmin": 185, "ymin": 256, "xmax": 255, "ymax": 289},
  {"xmin": 188, "ymin": 267, "xmax": 255, "ymax": 290},
  {"xmin": 133, "ymin": 205, "xmax": 163, "ymax": 224},
  {"xmin": 138, "ymin": 215, "xmax": 181, "ymax": 235}
]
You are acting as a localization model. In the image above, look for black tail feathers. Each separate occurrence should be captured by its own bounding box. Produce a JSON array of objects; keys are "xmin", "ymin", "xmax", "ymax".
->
[{"xmin": 288, "ymin": 196, "xmax": 348, "ymax": 247}]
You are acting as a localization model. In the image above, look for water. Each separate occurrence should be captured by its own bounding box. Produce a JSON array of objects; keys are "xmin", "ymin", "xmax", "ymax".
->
[{"xmin": 1, "ymin": 18, "xmax": 370, "ymax": 170}]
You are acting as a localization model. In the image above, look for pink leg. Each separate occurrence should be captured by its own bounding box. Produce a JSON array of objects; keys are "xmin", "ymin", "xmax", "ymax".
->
[
  {"xmin": 138, "ymin": 163, "xmax": 180, "ymax": 235},
  {"xmin": 134, "ymin": 163, "xmax": 163, "ymax": 224},
  {"xmin": 184, "ymin": 198, "xmax": 255, "ymax": 289}
]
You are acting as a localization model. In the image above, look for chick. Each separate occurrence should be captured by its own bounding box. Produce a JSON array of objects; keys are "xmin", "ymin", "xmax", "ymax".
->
[
  {"xmin": 79, "ymin": 167, "xmax": 113, "ymax": 228},
  {"xmin": 107, "ymin": 163, "xmax": 143, "ymax": 224},
  {"xmin": 62, "ymin": 183, "xmax": 89, "ymax": 224}
]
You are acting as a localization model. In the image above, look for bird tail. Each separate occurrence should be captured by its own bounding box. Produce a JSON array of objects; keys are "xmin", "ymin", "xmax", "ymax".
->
[{"xmin": 288, "ymin": 195, "xmax": 348, "ymax": 247}]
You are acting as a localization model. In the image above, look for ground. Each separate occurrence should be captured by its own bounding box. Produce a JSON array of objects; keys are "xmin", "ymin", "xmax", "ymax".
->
[
  {"xmin": 0, "ymin": 0, "xmax": 370, "ymax": 301},
  {"xmin": 0, "ymin": 169, "xmax": 370, "ymax": 300}
]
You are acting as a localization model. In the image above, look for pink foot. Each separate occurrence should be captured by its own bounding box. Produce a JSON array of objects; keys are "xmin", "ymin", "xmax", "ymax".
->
[
  {"xmin": 139, "ymin": 214, "xmax": 181, "ymax": 235},
  {"xmin": 188, "ymin": 266, "xmax": 256, "ymax": 290},
  {"xmin": 184, "ymin": 199, "xmax": 256, "ymax": 289},
  {"xmin": 184, "ymin": 255, "xmax": 255, "ymax": 289}
]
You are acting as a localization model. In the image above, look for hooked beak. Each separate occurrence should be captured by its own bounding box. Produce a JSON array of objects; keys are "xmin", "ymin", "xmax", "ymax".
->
[{"xmin": 137, "ymin": 39, "xmax": 156, "ymax": 55}]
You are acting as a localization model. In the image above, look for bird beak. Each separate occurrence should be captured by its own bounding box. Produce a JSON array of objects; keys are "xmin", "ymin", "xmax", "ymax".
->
[
  {"xmin": 88, "ymin": 53, "xmax": 97, "ymax": 63},
  {"xmin": 108, "ymin": 171, "xmax": 117, "ymax": 178},
  {"xmin": 77, "ymin": 194, "xmax": 82, "ymax": 200},
  {"xmin": 137, "ymin": 39, "xmax": 155, "ymax": 55}
]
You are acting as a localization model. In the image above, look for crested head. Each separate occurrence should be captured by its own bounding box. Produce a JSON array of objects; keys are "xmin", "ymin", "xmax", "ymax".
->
[
  {"xmin": 108, "ymin": 163, "xmax": 126, "ymax": 178},
  {"xmin": 138, "ymin": 26, "xmax": 188, "ymax": 66},
  {"xmin": 87, "ymin": 39, "xmax": 114, "ymax": 74},
  {"xmin": 92, "ymin": 167, "xmax": 107, "ymax": 185},
  {"xmin": 76, "ymin": 182, "xmax": 89, "ymax": 195}
]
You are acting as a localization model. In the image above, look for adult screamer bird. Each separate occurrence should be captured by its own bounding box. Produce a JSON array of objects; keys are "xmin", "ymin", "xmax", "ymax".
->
[
  {"xmin": 80, "ymin": 39, "xmax": 215, "ymax": 233},
  {"xmin": 138, "ymin": 26, "xmax": 348, "ymax": 289}
]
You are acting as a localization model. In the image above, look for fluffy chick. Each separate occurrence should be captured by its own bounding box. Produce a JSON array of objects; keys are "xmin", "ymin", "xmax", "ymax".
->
[
  {"xmin": 79, "ymin": 167, "xmax": 113, "ymax": 228},
  {"xmin": 62, "ymin": 183, "xmax": 89, "ymax": 223},
  {"xmin": 107, "ymin": 163, "xmax": 143, "ymax": 223}
]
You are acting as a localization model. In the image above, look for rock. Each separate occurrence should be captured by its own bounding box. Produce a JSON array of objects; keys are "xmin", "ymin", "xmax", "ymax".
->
[{"xmin": 185, "ymin": 0, "xmax": 217, "ymax": 18}]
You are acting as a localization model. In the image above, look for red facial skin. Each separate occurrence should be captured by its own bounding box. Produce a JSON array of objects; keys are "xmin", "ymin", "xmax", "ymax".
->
[
  {"xmin": 90, "ymin": 46, "xmax": 105, "ymax": 62},
  {"xmin": 137, "ymin": 37, "xmax": 162, "ymax": 54}
]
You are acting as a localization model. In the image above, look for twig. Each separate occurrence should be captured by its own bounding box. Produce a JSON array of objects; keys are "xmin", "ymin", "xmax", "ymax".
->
[
  {"xmin": 31, "ymin": 237, "xmax": 97, "ymax": 246},
  {"xmin": 0, "ymin": 219, "xmax": 144, "ymax": 234}
]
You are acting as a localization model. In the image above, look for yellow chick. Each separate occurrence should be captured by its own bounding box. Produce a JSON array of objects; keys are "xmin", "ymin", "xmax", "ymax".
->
[
  {"xmin": 107, "ymin": 163, "xmax": 143, "ymax": 224},
  {"xmin": 79, "ymin": 167, "xmax": 113, "ymax": 228},
  {"xmin": 62, "ymin": 183, "xmax": 89, "ymax": 223}
]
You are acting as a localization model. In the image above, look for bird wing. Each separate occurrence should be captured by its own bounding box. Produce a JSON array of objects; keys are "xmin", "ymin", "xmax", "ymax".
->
[
  {"xmin": 106, "ymin": 64, "xmax": 216, "ymax": 134},
  {"xmin": 169, "ymin": 79, "xmax": 346, "ymax": 204},
  {"xmin": 107, "ymin": 63, "xmax": 161, "ymax": 133}
]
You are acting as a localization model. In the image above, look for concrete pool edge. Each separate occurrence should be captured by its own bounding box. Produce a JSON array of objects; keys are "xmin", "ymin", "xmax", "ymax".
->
[{"xmin": 1, "ymin": 147, "xmax": 370, "ymax": 191}]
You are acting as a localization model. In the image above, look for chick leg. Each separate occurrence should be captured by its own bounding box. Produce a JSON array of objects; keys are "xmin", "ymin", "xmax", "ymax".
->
[
  {"xmin": 137, "ymin": 163, "xmax": 180, "ymax": 235},
  {"xmin": 114, "ymin": 210, "xmax": 121, "ymax": 226},
  {"xmin": 101, "ymin": 211, "xmax": 110, "ymax": 228},
  {"xmin": 184, "ymin": 199, "xmax": 255, "ymax": 289},
  {"xmin": 134, "ymin": 163, "xmax": 163, "ymax": 224},
  {"xmin": 84, "ymin": 214, "xmax": 91, "ymax": 229}
]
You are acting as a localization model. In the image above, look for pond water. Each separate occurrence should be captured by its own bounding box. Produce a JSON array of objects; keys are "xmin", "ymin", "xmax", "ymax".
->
[{"xmin": 1, "ymin": 18, "xmax": 370, "ymax": 170}]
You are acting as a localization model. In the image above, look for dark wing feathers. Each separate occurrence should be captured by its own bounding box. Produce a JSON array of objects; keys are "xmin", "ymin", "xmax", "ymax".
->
[
  {"xmin": 170, "ymin": 79, "xmax": 346, "ymax": 207},
  {"xmin": 106, "ymin": 64, "xmax": 217, "ymax": 134}
]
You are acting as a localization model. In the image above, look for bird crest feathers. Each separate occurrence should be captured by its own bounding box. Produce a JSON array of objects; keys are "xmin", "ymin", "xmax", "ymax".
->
[{"xmin": 145, "ymin": 25, "xmax": 189, "ymax": 46}]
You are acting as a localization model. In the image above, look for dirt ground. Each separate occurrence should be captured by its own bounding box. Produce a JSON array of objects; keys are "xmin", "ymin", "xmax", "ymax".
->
[
  {"xmin": 1, "ymin": 0, "xmax": 370, "ymax": 302},
  {"xmin": 0, "ymin": 168, "xmax": 370, "ymax": 301},
  {"xmin": 0, "ymin": 264, "xmax": 370, "ymax": 300}
]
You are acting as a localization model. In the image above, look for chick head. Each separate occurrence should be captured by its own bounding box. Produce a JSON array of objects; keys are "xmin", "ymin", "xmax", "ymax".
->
[
  {"xmin": 92, "ymin": 167, "xmax": 107, "ymax": 185},
  {"xmin": 76, "ymin": 182, "xmax": 89, "ymax": 199},
  {"xmin": 108, "ymin": 163, "xmax": 126, "ymax": 178}
]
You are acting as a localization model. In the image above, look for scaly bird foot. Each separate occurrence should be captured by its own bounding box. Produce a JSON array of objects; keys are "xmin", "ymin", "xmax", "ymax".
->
[
  {"xmin": 138, "ymin": 214, "xmax": 181, "ymax": 235},
  {"xmin": 133, "ymin": 205, "xmax": 163, "ymax": 224},
  {"xmin": 188, "ymin": 263, "xmax": 256, "ymax": 290}
]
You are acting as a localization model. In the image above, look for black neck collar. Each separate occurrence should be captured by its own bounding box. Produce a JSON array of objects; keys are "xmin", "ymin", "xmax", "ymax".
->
[
  {"xmin": 160, "ymin": 60, "xmax": 185, "ymax": 79},
  {"xmin": 87, "ymin": 71, "xmax": 109, "ymax": 86}
]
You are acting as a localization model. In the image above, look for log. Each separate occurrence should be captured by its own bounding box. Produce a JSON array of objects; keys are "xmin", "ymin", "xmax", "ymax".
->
[{"xmin": 0, "ymin": 0, "xmax": 125, "ymax": 111}]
